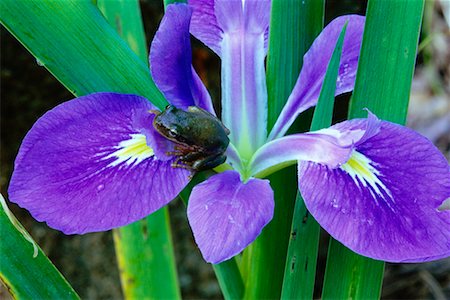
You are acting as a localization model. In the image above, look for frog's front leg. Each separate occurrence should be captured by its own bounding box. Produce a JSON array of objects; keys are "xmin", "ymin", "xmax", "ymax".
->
[{"xmin": 191, "ymin": 153, "xmax": 227, "ymax": 171}]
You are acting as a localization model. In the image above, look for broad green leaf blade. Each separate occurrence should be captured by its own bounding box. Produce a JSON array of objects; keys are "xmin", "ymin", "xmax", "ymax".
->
[
  {"xmin": 95, "ymin": 2, "xmax": 181, "ymax": 299},
  {"xmin": 266, "ymin": 0, "xmax": 325, "ymax": 130},
  {"xmin": 0, "ymin": 195, "xmax": 79, "ymax": 299},
  {"xmin": 322, "ymin": 1, "xmax": 425, "ymax": 299},
  {"xmin": 281, "ymin": 23, "xmax": 347, "ymax": 300},
  {"xmin": 349, "ymin": 0, "xmax": 424, "ymax": 122},
  {"xmin": 244, "ymin": 1, "xmax": 324, "ymax": 299},
  {"xmin": 97, "ymin": 0, "xmax": 148, "ymax": 61},
  {"xmin": 0, "ymin": 0, "xmax": 166, "ymax": 109}
]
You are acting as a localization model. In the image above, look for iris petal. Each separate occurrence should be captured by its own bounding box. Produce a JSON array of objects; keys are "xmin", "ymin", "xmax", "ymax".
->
[
  {"xmin": 187, "ymin": 170, "xmax": 274, "ymax": 263},
  {"xmin": 188, "ymin": 0, "xmax": 270, "ymax": 56},
  {"xmin": 298, "ymin": 120, "xmax": 450, "ymax": 262},
  {"xmin": 250, "ymin": 112, "xmax": 381, "ymax": 178},
  {"xmin": 269, "ymin": 15, "xmax": 365, "ymax": 140},
  {"xmin": 150, "ymin": 4, "xmax": 215, "ymax": 114},
  {"xmin": 8, "ymin": 93, "xmax": 190, "ymax": 234}
]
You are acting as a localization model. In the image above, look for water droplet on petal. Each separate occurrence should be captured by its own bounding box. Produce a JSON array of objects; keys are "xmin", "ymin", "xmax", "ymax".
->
[
  {"xmin": 97, "ymin": 184, "xmax": 105, "ymax": 191},
  {"xmin": 331, "ymin": 198, "xmax": 339, "ymax": 208}
]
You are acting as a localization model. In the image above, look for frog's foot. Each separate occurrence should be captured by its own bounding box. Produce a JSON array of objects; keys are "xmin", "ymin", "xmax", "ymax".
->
[
  {"xmin": 148, "ymin": 109, "xmax": 160, "ymax": 115},
  {"xmin": 171, "ymin": 161, "xmax": 196, "ymax": 180},
  {"xmin": 166, "ymin": 150, "xmax": 185, "ymax": 156},
  {"xmin": 187, "ymin": 172, "xmax": 196, "ymax": 180},
  {"xmin": 170, "ymin": 157, "xmax": 192, "ymax": 170}
]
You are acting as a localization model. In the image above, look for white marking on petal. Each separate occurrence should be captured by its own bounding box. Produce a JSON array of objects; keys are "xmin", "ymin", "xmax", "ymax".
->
[
  {"xmin": 341, "ymin": 150, "xmax": 394, "ymax": 210},
  {"xmin": 103, "ymin": 134, "xmax": 154, "ymax": 167},
  {"xmin": 312, "ymin": 127, "xmax": 365, "ymax": 146}
]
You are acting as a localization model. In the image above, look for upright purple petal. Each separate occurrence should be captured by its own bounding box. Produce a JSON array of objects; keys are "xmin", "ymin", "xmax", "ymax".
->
[
  {"xmin": 268, "ymin": 15, "xmax": 365, "ymax": 140},
  {"xmin": 298, "ymin": 120, "xmax": 450, "ymax": 262},
  {"xmin": 150, "ymin": 4, "xmax": 215, "ymax": 114},
  {"xmin": 8, "ymin": 93, "xmax": 190, "ymax": 234},
  {"xmin": 189, "ymin": 0, "xmax": 270, "ymax": 56},
  {"xmin": 188, "ymin": 0, "xmax": 223, "ymax": 55},
  {"xmin": 219, "ymin": 0, "xmax": 271, "ymax": 159},
  {"xmin": 187, "ymin": 170, "xmax": 274, "ymax": 263}
]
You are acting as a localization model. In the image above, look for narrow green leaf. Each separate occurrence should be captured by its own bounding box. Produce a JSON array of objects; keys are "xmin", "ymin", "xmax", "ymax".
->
[
  {"xmin": 213, "ymin": 259, "xmax": 245, "ymax": 300},
  {"xmin": 112, "ymin": 210, "xmax": 180, "ymax": 300},
  {"xmin": 0, "ymin": 0, "xmax": 166, "ymax": 109},
  {"xmin": 163, "ymin": 0, "xmax": 186, "ymax": 7},
  {"xmin": 243, "ymin": 1, "xmax": 324, "ymax": 299},
  {"xmin": 0, "ymin": 195, "xmax": 79, "ymax": 299},
  {"xmin": 96, "ymin": 1, "xmax": 181, "ymax": 298},
  {"xmin": 281, "ymin": 23, "xmax": 348, "ymax": 300},
  {"xmin": 322, "ymin": 1, "xmax": 424, "ymax": 299}
]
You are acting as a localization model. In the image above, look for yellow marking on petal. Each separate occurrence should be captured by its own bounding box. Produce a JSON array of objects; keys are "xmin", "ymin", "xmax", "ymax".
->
[
  {"xmin": 341, "ymin": 151, "xmax": 393, "ymax": 207},
  {"xmin": 104, "ymin": 134, "xmax": 154, "ymax": 167}
]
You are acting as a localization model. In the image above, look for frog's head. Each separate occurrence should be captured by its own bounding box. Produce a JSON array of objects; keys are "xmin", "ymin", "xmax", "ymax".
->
[{"xmin": 152, "ymin": 105, "xmax": 187, "ymax": 143}]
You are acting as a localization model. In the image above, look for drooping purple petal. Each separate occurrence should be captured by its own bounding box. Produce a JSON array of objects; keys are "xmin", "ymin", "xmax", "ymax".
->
[
  {"xmin": 219, "ymin": 0, "xmax": 271, "ymax": 158},
  {"xmin": 188, "ymin": 0, "xmax": 270, "ymax": 56},
  {"xmin": 250, "ymin": 112, "xmax": 381, "ymax": 178},
  {"xmin": 268, "ymin": 15, "xmax": 365, "ymax": 140},
  {"xmin": 150, "ymin": 4, "xmax": 215, "ymax": 114},
  {"xmin": 8, "ymin": 93, "xmax": 190, "ymax": 234},
  {"xmin": 187, "ymin": 170, "xmax": 274, "ymax": 263},
  {"xmin": 298, "ymin": 120, "xmax": 450, "ymax": 262}
]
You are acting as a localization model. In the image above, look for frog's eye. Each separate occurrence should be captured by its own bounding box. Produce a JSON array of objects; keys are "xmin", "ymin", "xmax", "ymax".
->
[{"xmin": 168, "ymin": 129, "xmax": 178, "ymax": 137}]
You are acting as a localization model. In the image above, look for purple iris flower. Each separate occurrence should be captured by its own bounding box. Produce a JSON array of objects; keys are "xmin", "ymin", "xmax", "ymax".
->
[{"xmin": 9, "ymin": 0, "xmax": 450, "ymax": 264}]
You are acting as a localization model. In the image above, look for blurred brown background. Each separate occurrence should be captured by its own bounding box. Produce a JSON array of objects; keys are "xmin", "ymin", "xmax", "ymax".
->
[{"xmin": 1, "ymin": 0, "xmax": 449, "ymax": 299}]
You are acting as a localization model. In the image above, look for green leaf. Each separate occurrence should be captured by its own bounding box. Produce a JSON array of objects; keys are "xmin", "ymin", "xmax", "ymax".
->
[
  {"xmin": 0, "ymin": 0, "xmax": 166, "ymax": 109},
  {"xmin": 322, "ymin": 1, "xmax": 424, "ymax": 299},
  {"xmin": 0, "ymin": 194, "xmax": 79, "ymax": 299},
  {"xmin": 95, "ymin": 1, "xmax": 181, "ymax": 298},
  {"xmin": 243, "ymin": 1, "xmax": 324, "ymax": 299},
  {"xmin": 163, "ymin": 0, "xmax": 186, "ymax": 7},
  {"xmin": 112, "ymin": 210, "xmax": 180, "ymax": 300},
  {"xmin": 281, "ymin": 22, "xmax": 348, "ymax": 300},
  {"xmin": 97, "ymin": 0, "xmax": 148, "ymax": 61}
]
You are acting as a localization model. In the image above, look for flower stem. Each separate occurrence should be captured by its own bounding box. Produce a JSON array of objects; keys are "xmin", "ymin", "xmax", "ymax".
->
[{"xmin": 243, "ymin": 1, "xmax": 324, "ymax": 298}]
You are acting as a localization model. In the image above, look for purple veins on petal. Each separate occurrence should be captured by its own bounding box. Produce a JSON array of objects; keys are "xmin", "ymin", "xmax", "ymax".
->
[
  {"xmin": 188, "ymin": 0, "xmax": 271, "ymax": 56},
  {"xmin": 8, "ymin": 93, "xmax": 190, "ymax": 234},
  {"xmin": 298, "ymin": 119, "xmax": 450, "ymax": 262},
  {"xmin": 187, "ymin": 170, "xmax": 274, "ymax": 264},
  {"xmin": 269, "ymin": 14, "xmax": 365, "ymax": 141},
  {"xmin": 150, "ymin": 4, "xmax": 215, "ymax": 114}
]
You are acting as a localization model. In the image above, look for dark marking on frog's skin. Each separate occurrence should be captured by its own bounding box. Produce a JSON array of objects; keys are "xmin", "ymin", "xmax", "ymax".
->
[{"xmin": 152, "ymin": 105, "xmax": 230, "ymax": 172}]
